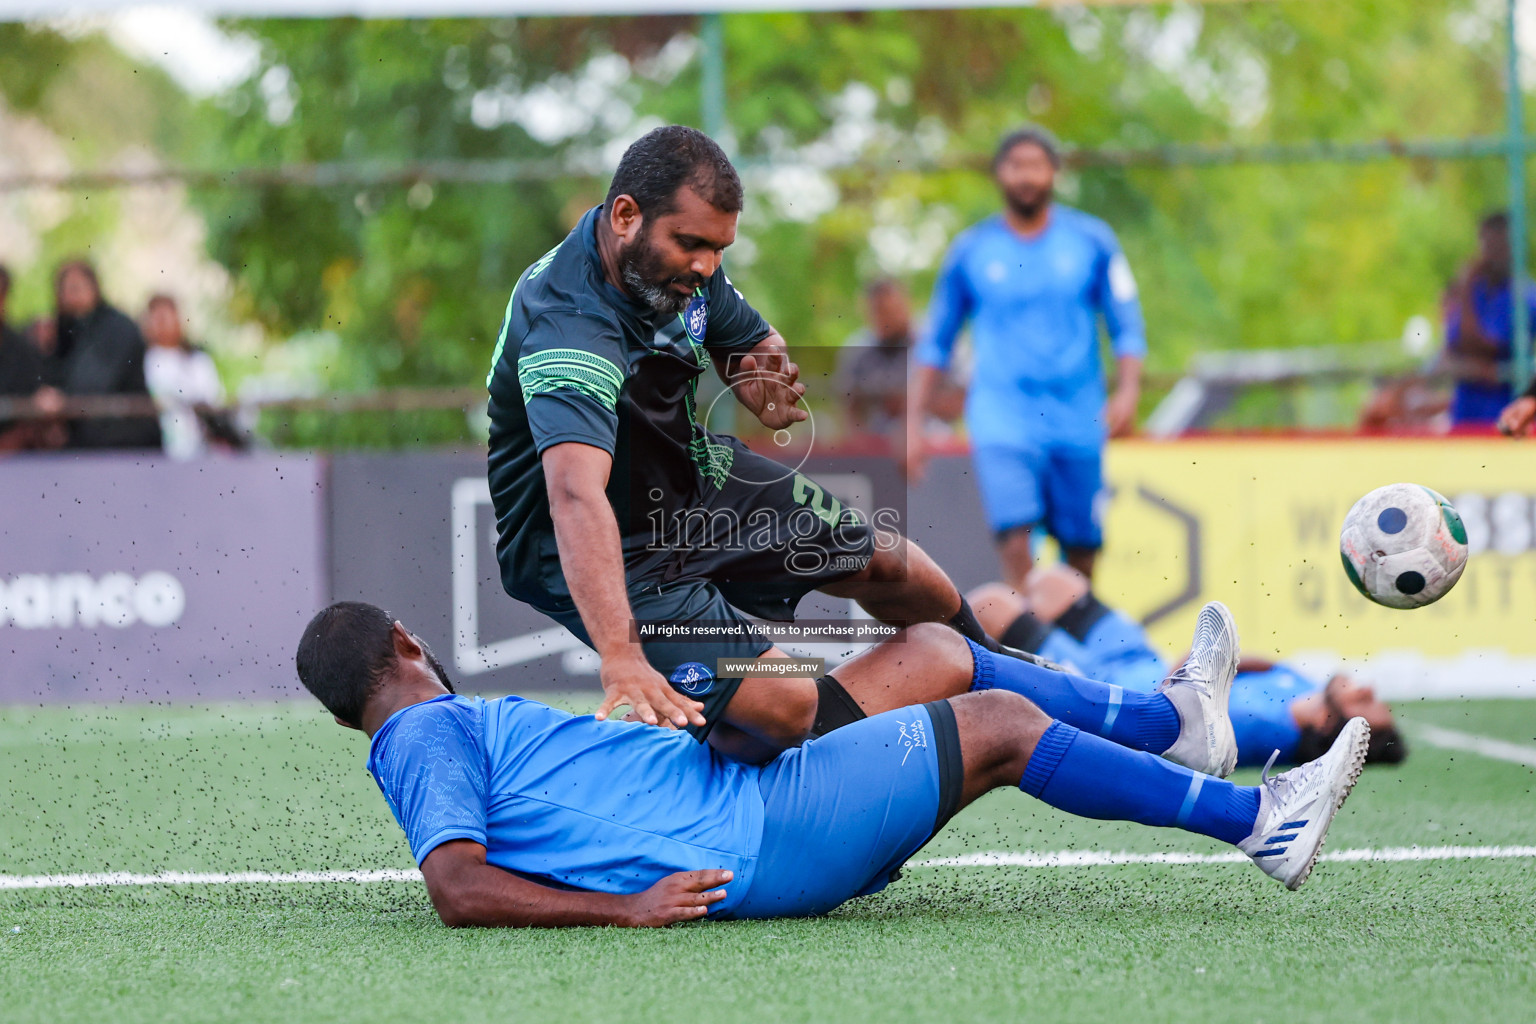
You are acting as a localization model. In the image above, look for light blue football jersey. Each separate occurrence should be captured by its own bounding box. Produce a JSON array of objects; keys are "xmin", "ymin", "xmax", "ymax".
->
[
  {"xmin": 367, "ymin": 694, "xmax": 764, "ymax": 913},
  {"xmin": 917, "ymin": 207, "xmax": 1145, "ymax": 448}
]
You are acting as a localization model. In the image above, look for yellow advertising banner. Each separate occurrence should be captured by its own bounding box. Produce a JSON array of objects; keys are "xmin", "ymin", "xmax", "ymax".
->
[{"xmin": 1097, "ymin": 439, "xmax": 1536, "ymax": 693}]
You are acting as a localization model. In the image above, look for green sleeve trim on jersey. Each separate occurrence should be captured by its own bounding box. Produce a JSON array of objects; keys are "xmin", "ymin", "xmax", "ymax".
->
[
  {"xmin": 486, "ymin": 244, "xmax": 562, "ymax": 388},
  {"xmin": 518, "ymin": 348, "xmax": 626, "ymax": 410},
  {"xmin": 486, "ymin": 290, "xmax": 519, "ymax": 388}
]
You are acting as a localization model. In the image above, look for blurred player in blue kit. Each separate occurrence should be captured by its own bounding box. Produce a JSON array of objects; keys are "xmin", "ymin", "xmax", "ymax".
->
[
  {"xmin": 294, "ymin": 601, "xmax": 1373, "ymax": 927},
  {"xmin": 967, "ymin": 568, "xmax": 1408, "ymax": 768},
  {"xmin": 907, "ymin": 126, "xmax": 1145, "ymax": 587}
]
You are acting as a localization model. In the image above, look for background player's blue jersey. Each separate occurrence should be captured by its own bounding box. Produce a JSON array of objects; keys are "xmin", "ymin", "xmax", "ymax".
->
[
  {"xmin": 1443, "ymin": 277, "xmax": 1536, "ymax": 424},
  {"xmin": 916, "ymin": 207, "xmax": 1146, "ymax": 448},
  {"xmin": 367, "ymin": 694, "xmax": 764, "ymax": 913},
  {"xmin": 1038, "ymin": 609, "xmax": 1166, "ymax": 694},
  {"xmin": 1226, "ymin": 665, "xmax": 1313, "ymax": 766},
  {"xmin": 1037, "ymin": 611, "xmax": 1314, "ymax": 766}
]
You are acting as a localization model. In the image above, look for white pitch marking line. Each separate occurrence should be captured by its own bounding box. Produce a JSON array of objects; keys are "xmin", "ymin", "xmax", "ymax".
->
[
  {"xmin": 913, "ymin": 846, "xmax": 1536, "ymax": 868},
  {"xmin": 0, "ymin": 869, "xmax": 422, "ymax": 890},
  {"xmin": 1409, "ymin": 723, "xmax": 1536, "ymax": 768},
  {"xmin": 4, "ymin": 846, "xmax": 1536, "ymax": 890}
]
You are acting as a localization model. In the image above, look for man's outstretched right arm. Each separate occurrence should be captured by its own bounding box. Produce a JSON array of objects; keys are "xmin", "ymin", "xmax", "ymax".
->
[
  {"xmin": 421, "ymin": 839, "xmax": 730, "ymax": 928},
  {"xmin": 542, "ymin": 441, "xmax": 705, "ymax": 728}
]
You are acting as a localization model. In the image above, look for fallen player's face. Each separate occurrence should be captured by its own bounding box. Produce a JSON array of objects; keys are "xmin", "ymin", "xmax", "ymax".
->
[
  {"xmin": 619, "ymin": 187, "xmax": 737, "ymax": 315},
  {"xmin": 1326, "ymin": 675, "xmax": 1394, "ymax": 730}
]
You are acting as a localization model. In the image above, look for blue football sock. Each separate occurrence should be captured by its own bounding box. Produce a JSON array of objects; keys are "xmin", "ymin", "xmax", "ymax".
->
[
  {"xmin": 968, "ymin": 638, "xmax": 1181, "ymax": 754},
  {"xmin": 1019, "ymin": 720, "xmax": 1261, "ymax": 846}
]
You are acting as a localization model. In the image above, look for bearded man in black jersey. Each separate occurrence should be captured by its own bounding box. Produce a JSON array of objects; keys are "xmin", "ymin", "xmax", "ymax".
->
[{"xmin": 486, "ymin": 126, "xmax": 1020, "ymax": 762}]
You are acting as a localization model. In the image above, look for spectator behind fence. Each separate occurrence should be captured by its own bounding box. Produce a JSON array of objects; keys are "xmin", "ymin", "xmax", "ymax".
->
[
  {"xmin": 834, "ymin": 279, "xmax": 965, "ymax": 444},
  {"xmin": 143, "ymin": 293, "xmax": 232, "ymax": 459},
  {"xmin": 51, "ymin": 260, "xmax": 162, "ymax": 450},
  {"xmin": 836, "ymin": 279, "xmax": 909, "ymax": 437},
  {"xmin": 1442, "ymin": 212, "xmax": 1536, "ymax": 426},
  {"xmin": 0, "ymin": 263, "xmax": 56, "ymax": 452}
]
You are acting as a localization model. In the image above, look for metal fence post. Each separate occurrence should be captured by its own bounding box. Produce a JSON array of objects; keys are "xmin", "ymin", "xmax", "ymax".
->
[
  {"xmin": 1508, "ymin": 0, "xmax": 1532, "ymax": 392},
  {"xmin": 700, "ymin": 13, "xmax": 726, "ymax": 142}
]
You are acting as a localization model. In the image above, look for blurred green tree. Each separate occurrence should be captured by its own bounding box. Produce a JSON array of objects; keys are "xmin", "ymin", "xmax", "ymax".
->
[{"xmin": 0, "ymin": 3, "xmax": 1519, "ymax": 439}]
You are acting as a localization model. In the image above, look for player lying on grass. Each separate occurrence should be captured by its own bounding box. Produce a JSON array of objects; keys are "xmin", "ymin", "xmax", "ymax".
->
[
  {"xmin": 967, "ymin": 568, "xmax": 1407, "ymax": 768},
  {"xmin": 294, "ymin": 600, "xmax": 1371, "ymax": 927}
]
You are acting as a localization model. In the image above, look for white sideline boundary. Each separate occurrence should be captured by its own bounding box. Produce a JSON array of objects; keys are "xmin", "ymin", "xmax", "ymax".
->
[
  {"xmin": 0, "ymin": 868, "xmax": 422, "ymax": 890},
  {"xmin": 912, "ymin": 845, "xmax": 1536, "ymax": 868},
  {"xmin": 4, "ymin": 846, "xmax": 1535, "ymax": 890},
  {"xmin": 1409, "ymin": 724, "xmax": 1536, "ymax": 768}
]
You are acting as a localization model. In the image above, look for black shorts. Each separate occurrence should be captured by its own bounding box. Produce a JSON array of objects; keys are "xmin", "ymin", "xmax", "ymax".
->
[{"xmin": 534, "ymin": 438, "xmax": 876, "ymax": 740}]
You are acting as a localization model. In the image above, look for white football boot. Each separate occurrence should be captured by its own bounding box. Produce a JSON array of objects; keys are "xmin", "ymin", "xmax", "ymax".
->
[
  {"xmin": 1238, "ymin": 717, "xmax": 1371, "ymax": 891},
  {"xmin": 1157, "ymin": 601, "xmax": 1240, "ymax": 778}
]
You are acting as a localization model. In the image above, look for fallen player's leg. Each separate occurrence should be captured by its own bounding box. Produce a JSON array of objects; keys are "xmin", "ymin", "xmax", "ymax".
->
[
  {"xmin": 719, "ymin": 685, "xmax": 1368, "ymax": 918},
  {"xmin": 971, "ymin": 570, "xmax": 1406, "ymax": 769},
  {"xmin": 830, "ymin": 603, "xmax": 1239, "ymax": 778}
]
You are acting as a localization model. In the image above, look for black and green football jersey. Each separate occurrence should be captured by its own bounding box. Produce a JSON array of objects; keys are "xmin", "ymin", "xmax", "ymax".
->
[{"xmin": 486, "ymin": 205, "xmax": 771, "ymax": 606}]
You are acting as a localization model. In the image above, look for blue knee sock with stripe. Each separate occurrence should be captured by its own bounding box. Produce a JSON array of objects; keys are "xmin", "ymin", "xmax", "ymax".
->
[
  {"xmin": 1020, "ymin": 720, "xmax": 1260, "ymax": 845},
  {"xmin": 968, "ymin": 639, "xmax": 1181, "ymax": 754}
]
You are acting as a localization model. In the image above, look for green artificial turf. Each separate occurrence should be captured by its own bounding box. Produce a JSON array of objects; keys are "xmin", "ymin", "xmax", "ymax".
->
[{"xmin": 2, "ymin": 698, "xmax": 1534, "ymax": 1024}]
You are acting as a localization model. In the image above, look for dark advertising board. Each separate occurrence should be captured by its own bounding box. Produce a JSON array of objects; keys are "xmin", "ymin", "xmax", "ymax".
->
[
  {"xmin": 1, "ymin": 449, "xmax": 999, "ymax": 703},
  {"xmin": 0, "ymin": 453, "xmax": 325, "ymax": 702}
]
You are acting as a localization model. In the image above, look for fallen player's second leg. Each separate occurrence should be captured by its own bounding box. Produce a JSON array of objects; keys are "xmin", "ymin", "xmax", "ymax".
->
[
  {"xmin": 729, "ymin": 687, "xmax": 1372, "ymax": 918},
  {"xmin": 823, "ymin": 605, "xmax": 1238, "ymax": 778}
]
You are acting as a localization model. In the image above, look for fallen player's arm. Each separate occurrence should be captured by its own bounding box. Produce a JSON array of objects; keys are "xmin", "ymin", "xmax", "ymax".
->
[
  {"xmin": 541, "ymin": 441, "xmax": 705, "ymax": 728},
  {"xmin": 420, "ymin": 840, "xmax": 731, "ymax": 928}
]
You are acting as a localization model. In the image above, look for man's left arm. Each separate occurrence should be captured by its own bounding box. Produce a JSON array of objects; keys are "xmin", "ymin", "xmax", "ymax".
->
[
  {"xmin": 1096, "ymin": 237, "xmax": 1147, "ymax": 439},
  {"xmin": 716, "ymin": 330, "xmax": 808, "ymax": 430},
  {"xmin": 702, "ymin": 270, "xmax": 807, "ymax": 430}
]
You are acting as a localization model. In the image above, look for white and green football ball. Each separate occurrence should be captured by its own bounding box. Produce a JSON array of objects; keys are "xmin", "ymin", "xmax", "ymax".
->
[{"xmin": 1339, "ymin": 483, "xmax": 1469, "ymax": 609}]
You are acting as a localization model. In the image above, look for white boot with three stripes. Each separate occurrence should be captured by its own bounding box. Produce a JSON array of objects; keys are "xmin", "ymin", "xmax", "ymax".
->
[{"xmin": 1239, "ymin": 717, "xmax": 1372, "ymax": 890}]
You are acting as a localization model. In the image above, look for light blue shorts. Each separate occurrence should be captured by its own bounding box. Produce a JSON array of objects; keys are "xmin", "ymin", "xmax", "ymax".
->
[
  {"xmin": 729, "ymin": 702, "xmax": 963, "ymax": 919},
  {"xmin": 972, "ymin": 443, "xmax": 1105, "ymax": 549}
]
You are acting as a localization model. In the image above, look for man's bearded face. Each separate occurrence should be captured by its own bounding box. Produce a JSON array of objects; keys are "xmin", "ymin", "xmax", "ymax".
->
[{"xmin": 619, "ymin": 220, "xmax": 704, "ymax": 316}]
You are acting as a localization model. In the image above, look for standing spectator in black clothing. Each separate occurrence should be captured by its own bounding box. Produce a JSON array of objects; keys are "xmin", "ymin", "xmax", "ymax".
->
[
  {"xmin": 0, "ymin": 264, "xmax": 51, "ymax": 452},
  {"xmin": 51, "ymin": 260, "xmax": 161, "ymax": 450}
]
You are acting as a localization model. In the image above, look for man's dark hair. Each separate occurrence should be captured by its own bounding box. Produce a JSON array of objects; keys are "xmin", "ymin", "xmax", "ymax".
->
[
  {"xmin": 1481, "ymin": 210, "xmax": 1510, "ymax": 234},
  {"xmin": 295, "ymin": 601, "xmax": 454, "ymax": 727},
  {"xmin": 605, "ymin": 125, "xmax": 743, "ymax": 218},
  {"xmin": 0, "ymin": 263, "xmax": 11, "ymax": 298},
  {"xmin": 1294, "ymin": 722, "xmax": 1407, "ymax": 766},
  {"xmin": 864, "ymin": 277, "xmax": 905, "ymax": 301},
  {"xmin": 54, "ymin": 259, "xmax": 100, "ymax": 306},
  {"xmin": 993, "ymin": 125, "xmax": 1063, "ymax": 171}
]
